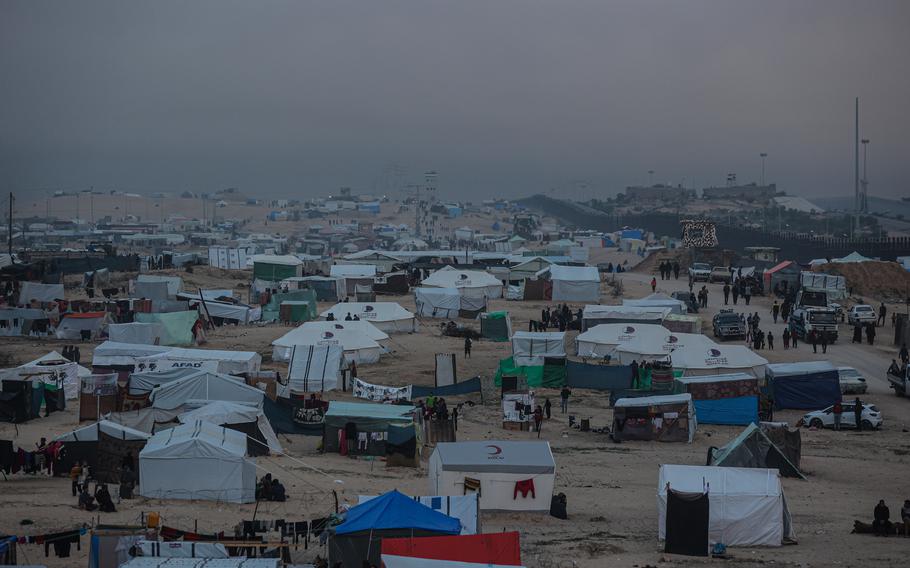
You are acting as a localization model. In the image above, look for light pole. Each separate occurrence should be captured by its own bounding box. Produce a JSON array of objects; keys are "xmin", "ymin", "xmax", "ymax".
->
[
  {"xmin": 861, "ymin": 139, "xmax": 869, "ymax": 214},
  {"xmin": 760, "ymin": 153, "xmax": 768, "ymax": 185}
]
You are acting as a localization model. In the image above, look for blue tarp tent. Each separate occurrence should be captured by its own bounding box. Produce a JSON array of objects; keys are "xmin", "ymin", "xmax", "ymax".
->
[
  {"xmin": 674, "ymin": 373, "xmax": 760, "ymax": 425},
  {"xmin": 335, "ymin": 490, "xmax": 461, "ymax": 535},
  {"xmin": 766, "ymin": 362, "xmax": 841, "ymax": 410}
]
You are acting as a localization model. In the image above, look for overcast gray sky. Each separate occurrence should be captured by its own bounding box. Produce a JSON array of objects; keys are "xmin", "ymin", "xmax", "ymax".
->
[{"xmin": 2, "ymin": 0, "xmax": 908, "ymax": 202}]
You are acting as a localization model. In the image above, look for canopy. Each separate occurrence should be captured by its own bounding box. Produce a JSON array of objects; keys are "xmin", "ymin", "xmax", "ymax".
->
[
  {"xmin": 834, "ymin": 251, "xmax": 873, "ymax": 263},
  {"xmin": 179, "ymin": 401, "xmax": 281, "ymax": 454},
  {"xmin": 670, "ymin": 345, "xmax": 768, "ymax": 377},
  {"xmin": 320, "ymin": 302, "xmax": 417, "ymax": 333},
  {"xmin": 421, "ymin": 266, "xmax": 503, "ymax": 298},
  {"xmin": 575, "ymin": 323, "xmax": 670, "ymax": 358},
  {"xmin": 108, "ymin": 322, "xmax": 163, "ymax": 345},
  {"xmin": 547, "ymin": 265, "xmax": 600, "ymax": 302},
  {"xmin": 271, "ymin": 321, "xmax": 385, "ymax": 364},
  {"xmin": 658, "ymin": 464, "xmax": 794, "ymax": 547},
  {"xmin": 250, "ymin": 254, "xmax": 303, "ymax": 266},
  {"xmin": 709, "ymin": 423, "xmax": 805, "ymax": 479},
  {"xmin": 335, "ymin": 490, "xmax": 461, "ymax": 535},
  {"xmin": 284, "ymin": 344, "xmax": 344, "ymax": 394},
  {"xmin": 54, "ymin": 419, "xmax": 150, "ymax": 442},
  {"xmin": 358, "ymin": 493, "xmax": 479, "ymax": 535},
  {"xmin": 148, "ymin": 370, "xmax": 264, "ymax": 410},
  {"xmin": 430, "ymin": 441, "xmax": 554, "ymax": 474},
  {"xmin": 18, "ymin": 281, "xmax": 64, "ymax": 303}
]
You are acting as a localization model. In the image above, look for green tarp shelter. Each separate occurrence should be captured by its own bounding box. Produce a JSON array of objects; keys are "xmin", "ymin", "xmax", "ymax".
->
[
  {"xmin": 493, "ymin": 356, "xmax": 566, "ymax": 388},
  {"xmin": 709, "ymin": 422, "xmax": 805, "ymax": 479},
  {"xmin": 135, "ymin": 311, "xmax": 198, "ymax": 346},
  {"xmin": 261, "ymin": 289, "xmax": 318, "ymax": 322},
  {"xmin": 252, "ymin": 255, "xmax": 303, "ymax": 281},
  {"xmin": 480, "ymin": 311, "xmax": 512, "ymax": 342}
]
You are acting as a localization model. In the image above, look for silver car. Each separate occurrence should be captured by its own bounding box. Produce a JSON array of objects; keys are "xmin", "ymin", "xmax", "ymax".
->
[{"xmin": 837, "ymin": 367, "xmax": 868, "ymax": 394}]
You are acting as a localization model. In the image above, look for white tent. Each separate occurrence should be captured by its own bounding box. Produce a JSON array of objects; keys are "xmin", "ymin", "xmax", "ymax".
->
[
  {"xmin": 18, "ymin": 281, "xmax": 64, "ymax": 303},
  {"xmin": 834, "ymin": 251, "xmax": 873, "ymax": 263},
  {"xmin": 139, "ymin": 420, "xmax": 256, "ymax": 503},
  {"xmin": 623, "ymin": 293, "xmax": 687, "ymax": 315},
  {"xmin": 108, "ymin": 322, "xmax": 163, "ymax": 345},
  {"xmin": 91, "ymin": 341, "xmax": 173, "ymax": 369},
  {"xmin": 582, "ymin": 304, "xmax": 671, "ymax": 329},
  {"xmin": 54, "ymin": 419, "xmax": 150, "ymax": 442},
  {"xmin": 330, "ymin": 264, "xmax": 377, "ymax": 278},
  {"xmin": 547, "ymin": 265, "xmax": 600, "ymax": 303},
  {"xmin": 271, "ymin": 321, "xmax": 386, "ymax": 364},
  {"xmin": 575, "ymin": 323, "xmax": 670, "ymax": 358},
  {"xmin": 669, "ymin": 345, "xmax": 768, "ymax": 377},
  {"xmin": 428, "ymin": 441, "xmax": 556, "ymax": 512},
  {"xmin": 148, "ymin": 371, "xmax": 265, "ymax": 410},
  {"xmin": 104, "ymin": 407, "xmax": 182, "ymax": 434},
  {"xmin": 657, "ymin": 465, "xmax": 795, "ymax": 547},
  {"xmin": 421, "ymin": 266, "xmax": 503, "ymax": 299},
  {"xmin": 320, "ymin": 302, "xmax": 417, "ymax": 333},
  {"xmin": 18, "ymin": 351, "xmax": 89, "ymax": 400},
  {"xmin": 614, "ymin": 332, "xmax": 719, "ymax": 365},
  {"xmin": 414, "ymin": 287, "xmax": 461, "ymax": 319},
  {"xmin": 179, "ymin": 401, "xmax": 282, "ymax": 454},
  {"xmin": 510, "ymin": 331, "xmax": 566, "ymax": 366},
  {"xmin": 284, "ymin": 344, "xmax": 344, "ymax": 394},
  {"xmin": 55, "ymin": 312, "xmax": 112, "ymax": 340},
  {"xmin": 136, "ymin": 347, "xmax": 262, "ymax": 376},
  {"xmin": 136, "ymin": 274, "xmax": 183, "ymax": 296}
]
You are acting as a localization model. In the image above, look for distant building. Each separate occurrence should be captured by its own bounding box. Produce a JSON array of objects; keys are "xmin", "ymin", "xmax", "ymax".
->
[
  {"xmin": 702, "ymin": 183, "xmax": 777, "ymax": 201},
  {"xmin": 624, "ymin": 185, "xmax": 696, "ymax": 202}
]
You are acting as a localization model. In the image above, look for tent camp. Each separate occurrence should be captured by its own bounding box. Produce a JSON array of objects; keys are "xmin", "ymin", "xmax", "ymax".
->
[
  {"xmin": 358, "ymin": 493, "xmax": 479, "ymax": 535},
  {"xmin": 623, "ymin": 293, "xmax": 687, "ymax": 315},
  {"xmin": 329, "ymin": 490, "xmax": 461, "ymax": 568},
  {"xmin": 323, "ymin": 401, "xmax": 416, "ymax": 455},
  {"xmin": 135, "ymin": 311, "xmax": 199, "ymax": 346},
  {"xmin": 381, "ymin": 532, "xmax": 524, "ymax": 568},
  {"xmin": 765, "ymin": 362, "xmax": 841, "ymax": 410},
  {"xmin": 669, "ymin": 345, "xmax": 768, "ymax": 378},
  {"xmin": 108, "ymin": 322, "xmax": 163, "ymax": 345},
  {"xmin": 271, "ymin": 321, "xmax": 387, "ymax": 364},
  {"xmin": 614, "ymin": 332, "xmax": 718, "ymax": 365},
  {"xmin": 510, "ymin": 331, "xmax": 565, "ymax": 366},
  {"xmin": 135, "ymin": 347, "xmax": 262, "ymax": 376},
  {"xmin": 613, "ymin": 393, "xmax": 696, "ymax": 443},
  {"xmin": 581, "ymin": 305, "xmax": 671, "ymax": 330},
  {"xmin": 179, "ymin": 401, "xmax": 281, "ymax": 456},
  {"xmin": 320, "ymin": 302, "xmax": 417, "ymax": 333},
  {"xmin": 18, "ymin": 281, "xmax": 64, "ymax": 304},
  {"xmin": 673, "ymin": 373, "xmax": 760, "ymax": 425},
  {"xmin": 283, "ymin": 344, "xmax": 344, "ymax": 395},
  {"xmin": 547, "ymin": 265, "xmax": 600, "ymax": 303},
  {"xmin": 139, "ymin": 420, "xmax": 256, "ymax": 503},
  {"xmin": 658, "ymin": 464, "xmax": 795, "ymax": 547},
  {"xmin": 709, "ymin": 423, "xmax": 805, "ymax": 479},
  {"xmin": 56, "ymin": 312, "xmax": 112, "ymax": 341},
  {"xmin": 479, "ymin": 311, "xmax": 512, "ymax": 341},
  {"xmin": 53, "ymin": 420, "xmax": 150, "ymax": 482},
  {"xmin": 428, "ymin": 441, "xmax": 556, "ymax": 512},
  {"xmin": 421, "ymin": 266, "xmax": 503, "ymax": 299},
  {"xmin": 147, "ymin": 370, "xmax": 265, "ymax": 410},
  {"xmin": 414, "ymin": 287, "xmax": 461, "ymax": 319},
  {"xmin": 575, "ymin": 323, "xmax": 670, "ymax": 359}
]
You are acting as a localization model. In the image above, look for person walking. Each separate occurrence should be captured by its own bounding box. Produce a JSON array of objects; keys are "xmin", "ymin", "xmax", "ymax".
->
[
  {"xmin": 533, "ymin": 405, "xmax": 543, "ymax": 434},
  {"xmin": 901, "ymin": 343, "xmax": 909, "ymax": 365},
  {"xmin": 731, "ymin": 285, "xmax": 739, "ymax": 305},
  {"xmin": 833, "ymin": 400, "xmax": 843, "ymax": 431},
  {"xmin": 879, "ymin": 302, "xmax": 887, "ymax": 326},
  {"xmin": 809, "ymin": 330, "xmax": 818, "ymax": 353},
  {"xmin": 650, "ymin": 277, "xmax": 657, "ymax": 292},
  {"xmin": 854, "ymin": 397, "xmax": 864, "ymax": 431},
  {"xmin": 463, "ymin": 336, "xmax": 472, "ymax": 359},
  {"xmin": 782, "ymin": 327, "xmax": 790, "ymax": 349},
  {"xmin": 723, "ymin": 282, "xmax": 730, "ymax": 305},
  {"xmin": 821, "ymin": 332, "xmax": 828, "ymax": 354},
  {"xmin": 544, "ymin": 398, "xmax": 552, "ymax": 420},
  {"xmin": 772, "ymin": 301, "xmax": 780, "ymax": 324},
  {"xmin": 867, "ymin": 323, "xmax": 876, "ymax": 345},
  {"xmin": 767, "ymin": 331, "xmax": 774, "ymax": 350},
  {"xmin": 560, "ymin": 386, "xmax": 571, "ymax": 414},
  {"xmin": 791, "ymin": 328, "xmax": 799, "ymax": 349},
  {"xmin": 673, "ymin": 261, "xmax": 680, "ymax": 279},
  {"xmin": 743, "ymin": 285, "xmax": 752, "ymax": 306}
]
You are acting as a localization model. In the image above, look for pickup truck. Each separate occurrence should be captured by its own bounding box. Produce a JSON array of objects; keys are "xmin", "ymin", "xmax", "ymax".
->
[
  {"xmin": 710, "ymin": 266, "xmax": 732, "ymax": 283},
  {"xmin": 713, "ymin": 309, "xmax": 746, "ymax": 340},
  {"xmin": 689, "ymin": 262, "xmax": 712, "ymax": 282},
  {"xmin": 887, "ymin": 365, "xmax": 909, "ymax": 396}
]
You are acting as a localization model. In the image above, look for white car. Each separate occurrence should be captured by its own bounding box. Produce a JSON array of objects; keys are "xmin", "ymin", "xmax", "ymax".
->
[
  {"xmin": 802, "ymin": 402, "xmax": 882, "ymax": 430},
  {"xmin": 837, "ymin": 367, "xmax": 868, "ymax": 394},
  {"xmin": 688, "ymin": 263, "xmax": 712, "ymax": 282},
  {"xmin": 847, "ymin": 304, "xmax": 877, "ymax": 326}
]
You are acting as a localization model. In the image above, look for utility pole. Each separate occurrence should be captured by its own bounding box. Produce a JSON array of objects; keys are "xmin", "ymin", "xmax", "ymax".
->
[
  {"xmin": 760, "ymin": 153, "xmax": 768, "ymax": 185},
  {"xmin": 854, "ymin": 97, "xmax": 860, "ymax": 237},
  {"xmin": 8, "ymin": 192, "xmax": 13, "ymax": 255},
  {"xmin": 861, "ymin": 139, "xmax": 870, "ymax": 214},
  {"xmin": 90, "ymin": 187, "xmax": 94, "ymax": 225}
]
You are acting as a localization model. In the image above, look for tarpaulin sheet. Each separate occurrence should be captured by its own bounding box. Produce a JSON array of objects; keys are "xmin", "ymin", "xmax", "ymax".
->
[
  {"xmin": 493, "ymin": 357, "xmax": 565, "ymax": 388},
  {"xmin": 18, "ymin": 281, "xmax": 64, "ymax": 303},
  {"xmin": 135, "ymin": 311, "xmax": 198, "ymax": 346},
  {"xmin": 412, "ymin": 376, "xmax": 482, "ymax": 399},
  {"xmin": 565, "ymin": 361, "xmax": 633, "ymax": 390},
  {"xmin": 693, "ymin": 396, "xmax": 759, "ymax": 425},
  {"xmin": 770, "ymin": 374, "xmax": 841, "ymax": 410}
]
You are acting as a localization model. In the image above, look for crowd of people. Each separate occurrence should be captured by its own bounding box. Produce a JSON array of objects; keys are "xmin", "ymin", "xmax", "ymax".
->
[{"xmin": 528, "ymin": 304, "xmax": 583, "ymax": 333}]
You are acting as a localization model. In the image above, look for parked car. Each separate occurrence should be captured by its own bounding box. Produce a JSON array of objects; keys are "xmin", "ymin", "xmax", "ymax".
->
[
  {"xmin": 688, "ymin": 262, "xmax": 712, "ymax": 282},
  {"xmin": 671, "ymin": 291, "xmax": 698, "ymax": 313},
  {"xmin": 712, "ymin": 309, "xmax": 746, "ymax": 340},
  {"xmin": 837, "ymin": 367, "xmax": 868, "ymax": 394},
  {"xmin": 710, "ymin": 266, "xmax": 732, "ymax": 283},
  {"xmin": 847, "ymin": 304, "xmax": 877, "ymax": 326},
  {"xmin": 802, "ymin": 402, "xmax": 882, "ymax": 430}
]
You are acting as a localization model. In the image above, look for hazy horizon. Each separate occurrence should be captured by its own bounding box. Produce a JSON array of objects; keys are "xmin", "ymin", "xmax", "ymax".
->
[{"xmin": 2, "ymin": 1, "xmax": 909, "ymax": 202}]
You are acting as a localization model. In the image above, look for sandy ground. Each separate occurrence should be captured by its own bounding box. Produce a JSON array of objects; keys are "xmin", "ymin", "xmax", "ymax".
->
[{"xmin": 2, "ymin": 265, "xmax": 910, "ymax": 567}]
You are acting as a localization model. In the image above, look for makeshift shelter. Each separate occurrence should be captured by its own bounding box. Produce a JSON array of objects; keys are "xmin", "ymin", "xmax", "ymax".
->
[
  {"xmin": 105, "ymin": 406, "xmax": 181, "ymax": 434},
  {"xmin": 415, "ymin": 287, "xmax": 462, "ymax": 319},
  {"xmin": 662, "ymin": 313, "xmax": 702, "ymax": 334},
  {"xmin": 547, "ymin": 265, "xmax": 600, "ymax": 302},
  {"xmin": 658, "ymin": 464, "xmax": 795, "ymax": 547},
  {"xmin": 271, "ymin": 321, "xmax": 386, "ymax": 364},
  {"xmin": 381, "ymin": 532, "xmax": 523, "ymax": 568},
  {"xmin": 18, "ymin": 281, "xmax": 64, "ymax": 304},
  {"xmin": 135, "ymin": 311, "xmax": 199, "ymax": 346},
  {"xmin": 669, "ymin": 345, "xmax": 768, "ymax": 378},
  {"xmin": 323, "ymin": 401, "xmax": 415, "ymax": 455},
  {"xmin": 320, "ymin": 302, "xmax": 417, "ymax": 333},
  {"xmin": 139, "ymin": 420, "xmax": 256, "ymax": 503},
  {"xmin": 581, "ymin": 305, "xmax": 671, "ymax": 330},
  {"xmin": 251, "ymin": 254, "xmax": 303, "ymax": 281},
  {"xmin": 179, "ymin": 401, "xmax": 282, "ymax": 456},
  {"xmin": 136, "ymin": 274, "xmax": 183, "ymax": 296},
  {"xmin": 260, "ymin": 289, "xmax": 318, "ymax": 322},
  {"xmin": 284, "ymin": 344, "xmax": 344, "ymax": 395},
  {"xmin": 575, "ymin": 323, "xmax": 670, "ymax": 359},
  {"xmin": 613, "ymin": 393, "xmax": 696, "ymax": 443},
  {"xmin": 91, "ymin": 341, "xmax": 173, "ymax": 375},
  {"xmin": 759, "ymin": 422, "xmax": 802, "ymax": 470},
  {"xmin": 428, "ymin": 441, "xmax": 556, "ymax": 511},
  {"xmin": 510, "ymin": 331, "xmax": 565, "ymax": 366},
  {"xmin": 493, "ymin": 355, "xmax": 566, "ymax": 388},
  {"xmin": 330, "ymin": 263, "xmax": 377, "ymax": 296},
  {"xmin": 294, "ymin": 275, "xmax": 345, "ymax": 301},
  {"xmin": 341, "ymin": 249, "xmax": 403, "ymax": 273},
  {"xmin": 0, "ymin": 307, "xmax": 49, "ymax": 337},
  {"xmin": 421, "ymin": 266, "xmax": 503, "ymax": 299},
  {"xmin": 0, "ymin": 377, "xmax": 38, "ymax": 423},
  {"xmin": 479, "ymin": 311, "xmax": 512, "ymax": 341},
  {"xmin": 763, "ymin": 261, "xmax": 799, "ymax": 292},
  {"xmin": 614, "ymin": 332, "xmax": 718, "ymax": 365},
  {"xmin": 17, "ymin": 351, "xmax": 88, "ymax": 400},
  {"xmin": 329, "ymin": 490, "xmax": 461, "ymax": 568},
  {"xmin": 56, "ymin": 312, "xmax": 112, "ymax": 340},
  {"xmin": 147, "ymin": 370, "xmax": 265, "ymax": 410},
  {"xmin": 623, "ymin": 293, "xmax": 687, "ymax": 315},
  {"xmin": 53, "ymin": 420, "xmax": 150, "ymax": 482},
  {"xmin": 709, "ymin": 423, "xmax": 805, "ymax": 479},
  {"xmin": 135, "ymin": 347, "xmax": 262, "ymax": 376},
  {"xmin": 509, "ymin": 256, "xmax": 554, "ymax": 282},
  {"xmin": 78, "ymin": 374, "xmax": 118, "ymax": 421},
  {"xmin": 358, "ymin": 493, "xmax": 480, "ymax": 535},
  {"xmin": 673, "ymin": 373, "xmax": 760, "ymax": 425},
  {"xmin": 765, "ymin": 361, "xmax": 841, "ymax": 410},
  {"xmin": 108, "ymin": 322, "xmax": 162, "ymax": 345},
  {"xmin": 386, "ymin": 421, "xmax": 420, "ymax": 467},
  {"xmin": 189, "ymin": 298, "xmax": 257, "ymax": 325}
]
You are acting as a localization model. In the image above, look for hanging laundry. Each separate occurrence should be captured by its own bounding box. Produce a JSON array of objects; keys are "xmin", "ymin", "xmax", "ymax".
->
[{"xmin": 513, "ymin": 479, "xmax": 536, "ymax": 499}]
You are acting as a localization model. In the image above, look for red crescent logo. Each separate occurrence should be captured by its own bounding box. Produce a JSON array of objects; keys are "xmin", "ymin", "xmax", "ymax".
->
[{"xmin": 486, "ymin": 444, "xmax": 502, "ymax": 456}]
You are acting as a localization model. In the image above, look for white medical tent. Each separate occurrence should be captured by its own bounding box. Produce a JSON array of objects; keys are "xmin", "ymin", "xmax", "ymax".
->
[
  {"xmin": 139, "ymin": 420, "xmax": 256, "ymax": 503},
  {"xmin": 421, "ymin": 266, "xmax": 503, "ymax": 299},
  {"xmin": 614, "ymin": 332, "xmax": 719, "ymax": 365},
  {"xmin": 179, "ymin": 401, "xmax": 282, "ymax": 454},
  {"xmin": 147, "ymin": 371, "xmax": 265, "ymax": 410},
  {"xmin": 320, "ymin": 302, "xmax": 417, "ymax": 333},
  {"xmin": 575, "ymin": 323, "xmax": 670, "ymax": 358},
  {"xmin": 271, "ymin": 321, "xmax": 385, "ymax": 364},
  {"xmin": 669, "ymin": 345, "xmax": 768, "ymax": 377},
  {"xmin": 581, "ymin": 305, "xmax": 671, "ymax": 330},
  {"xmin": 428, "ymin": 441, "xmax": 556, "ymax": 512},
  {"xmin": 108, "ymin": 322, "xmax": 163, "ymax": 345},
  {"xmin": 547, "ymin": 265, "xmax": 600, "ymax": 303},
  {"xmin": 511, "ymin": 331, "xmax": 566, "ymax": 366},
  {"xmin": 284, "ymin": 344, "xmax": 344, "ymax": 394},
  {"xmin": 623, "ymin": 293, "xmax": 687, "ymax": 315},
  {"xmin": 414, "ymin": 287, "xmax": 461, "ymax": 319},
  {"xmin": 657, "ymin": 464, "xmax": 795, "ymax": 547}
]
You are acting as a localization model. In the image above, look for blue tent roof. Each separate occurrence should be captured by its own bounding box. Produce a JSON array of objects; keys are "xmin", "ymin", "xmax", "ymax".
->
[{"xmin": 334, "ymin": 490, "xmax": 461, "ymax": 535}]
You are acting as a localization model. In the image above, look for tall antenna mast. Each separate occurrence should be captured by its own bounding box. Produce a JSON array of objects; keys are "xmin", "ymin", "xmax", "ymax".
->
[
  {"xmin": 854, "ymin": 97, "xmax": 860, "ymax": 237},
  {"xmin": 7, "ymin": 192, "xmax": 12, "ymax": 255}
]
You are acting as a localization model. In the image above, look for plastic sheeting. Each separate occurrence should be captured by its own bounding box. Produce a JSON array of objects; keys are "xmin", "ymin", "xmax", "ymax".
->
[
  {"xmin": 19, "ymin": 281, "xmax": 65, "ymax": 303},
  {"xmin": 548, "ymin": 265, "xmax": 600, "ymax": 303},
  {"xmin": 360, "ymin": 493, "xmax": 479, "ymax": 535},
  {"xmin": 108, "ymin": 322, "xmax": 163, "ymax": 345},
  {"xmin": 135, "ymin": 311, "xmax": 198, "ymax": 346},
  {"xmin": 565, "ymin": 361, "xmax": 633, "ymax": 391}
]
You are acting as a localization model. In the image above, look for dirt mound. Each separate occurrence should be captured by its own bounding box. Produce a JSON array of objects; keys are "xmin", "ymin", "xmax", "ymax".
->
[{"xmin": 816, "ymin": 261, "xmax": 910, "ymax": 302}]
